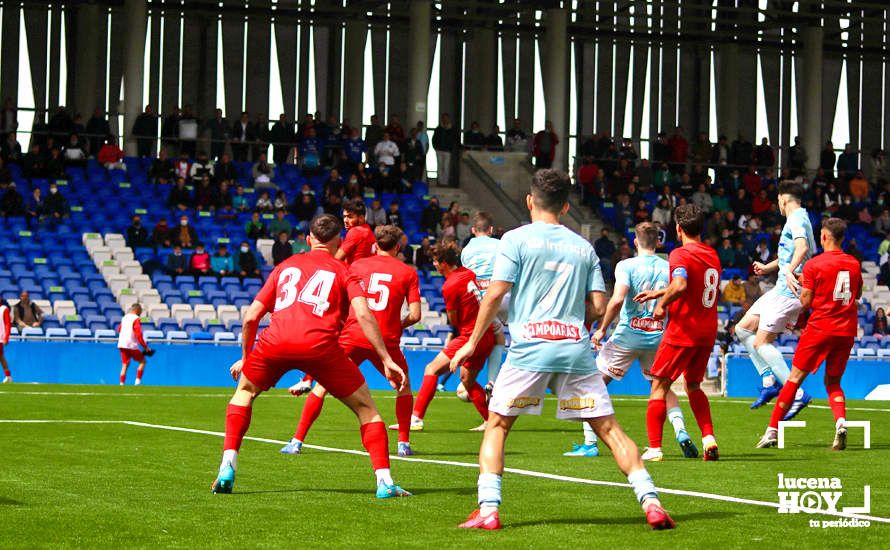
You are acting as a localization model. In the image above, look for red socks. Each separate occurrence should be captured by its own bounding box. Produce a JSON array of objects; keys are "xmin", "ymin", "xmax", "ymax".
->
[
  {"xmin": 2, "ymin": 367, "xmax": 10, "ymax": 377},
  {"xmin": 687, "ymin": 389, "xmax": 714, "ymax": 438},
  {"xmin": 395, "ymin": 394, "xmax": 413, "ymax": 443},
  {"xmin": 294, "ymin": 392, "xmax": 325, "ymax": 441},
  {"xmin": 360, "ymin": 421, "xmax": 390, "ymax": 470},
  {"xmin": 412, "ymin": 374, "xmax": 438, "ymax": 419},
  {"xmin": 827, "ymin": 383, "xmax": 846, "ymax": 422},
  {"xmin": 223, "ymin": 403, "xmax": 252, "ymax": 451},
  {"xmin": 646, "ymin": 398, "xmax": 667, "ymax": 448},
  {"xmin": 769, "ymin": 380, "xmax": 800, "ymax": 429},
  {"xmin": 466, "ymin": 382, "xmax": 489, "ymax": 421},
  {"xmin": 120, "ymin": 373, "xmax": 126, "ymax": 384}
]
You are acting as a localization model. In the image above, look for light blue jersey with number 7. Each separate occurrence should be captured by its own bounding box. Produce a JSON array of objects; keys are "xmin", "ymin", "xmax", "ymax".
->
[{"xmin": 491, "ymin": 221, "xmax": 605, "ymax": 374}]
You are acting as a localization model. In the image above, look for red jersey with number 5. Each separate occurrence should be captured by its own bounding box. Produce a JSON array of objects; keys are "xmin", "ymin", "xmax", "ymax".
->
[
  {"xmin": 442, "ymin": 267, "xmax": 487, "ymax": 337},
  {"xmin": 341, "ymin": 255, "xmax": 422, "ymax": 347},
  {"xmin": 254, "ymin": 249, "xmax": 364, "ymax": 353},
  {"xmin": 662, "ymin": 241, "xmax": 721, "ymax": 347},
  {"xmin": 340, "ymin": 224, "xmax": 377, "ymax": 264},
  {"xmin": 800, "ymin": 250, "xmax": 862, "ymax": 337}
]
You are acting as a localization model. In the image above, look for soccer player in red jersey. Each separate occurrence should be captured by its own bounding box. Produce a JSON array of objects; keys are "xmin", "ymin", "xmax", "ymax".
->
[
  {"xmin": 116, "ymin": 303, "xmax": 153, "ymax": 386},
  {"xmin": 407, "ymin": 242, "xmax": 495, "ymax": 431},
  {"xmin": 636, "ymin": 204, "xmax": 722, "ymax": 461},
  {"xmin": 336, "ymin": 197, "xmax": 377, "ymax": 264},
  {"xmin": 211, "ymin": 214, "xmax": 411, "ymax": 498},
  {"xmin": 756, "ymin": 218, "xmax": 862, "ymax": 450},
  {"xmin": 281, "ymin": 225, "xmax": 422, "ymax": 457}
]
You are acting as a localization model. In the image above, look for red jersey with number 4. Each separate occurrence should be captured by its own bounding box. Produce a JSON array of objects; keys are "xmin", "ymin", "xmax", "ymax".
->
[
  {"xmin": 662, "ymin": 241, "xmax": 721, "ymax": 347},
  {"xmin": 341, "ymin": 254, "xmax": 422, "ymax": 347},
  {"xmin": 800, "ymin": 250, "xmax": 862, "ymax": 337},
  {"xmin": 340, "ymin": 224, "xmax": 377, "ymax": 264},
  {"xmin": 254, "ymin": 249, "xmax": 364, "ymax": 353},
  {"xmin": 442, "ymin": 267, "xmax": 486, "ymax": 337}
]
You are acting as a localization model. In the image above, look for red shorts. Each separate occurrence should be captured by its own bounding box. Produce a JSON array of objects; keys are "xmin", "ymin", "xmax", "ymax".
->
[
  {"xmin": 119, "ymin": 348, "xmax": 144, "ymax": 364},
  {"xmin": 341, "ymin": 340, "xmax": 409, "ymax": 381},
  {"xmin": 792, "ymin": 331, "xmax": 854, "ymax": 377},
  {"xmin": 242, "ymin": 342, "xmax": 365, "ymax": 398},
  {"xmin": 650, "ymin": 343, "xmax": 712, "ymax": 384},
  {"xmin": 442, "ymin": 330, "xmax": 495, "ymax": 371}
]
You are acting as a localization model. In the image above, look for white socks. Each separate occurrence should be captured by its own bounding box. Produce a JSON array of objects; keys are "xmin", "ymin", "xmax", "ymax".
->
[
  {"xmin": 478, "ymin": 473, "xmax": 502, "ymax": 515},
  {"xmin": 583, "ymin": 422, "xmax": 597, "ymax": 445},
  {"xmin": 756, "ymin": 343, "xmax": 790, "ymax": 385},
  {"xmin": 666, "ymin": 407, "xmax": 687, "ymax": 437},
  {"xmin": 221, "ymin": 449, "xmax": 238, "ymax": 472},
  {"xmin": 375, "ymin": 468, "xmax": 394, "ymax": 486},
  {"xmin": 627, "ymin": 469, "xmax": 659, "ymax": 509}
]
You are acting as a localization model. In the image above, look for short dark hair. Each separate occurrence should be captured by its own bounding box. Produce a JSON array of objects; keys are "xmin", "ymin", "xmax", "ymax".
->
[
  {"xmin": 342, "ymin": 197, "xmax": 366, "ymax": 216},
  {"xmin": 431, "ymin": 240, "xmax": 461, "ymax": 267},
  {"xmin": 635, "ymin": 221, "xmax": 659, "ymax": 250},
  {"xmin": 310, "ymin": 214, "xmax": 342, "ymax": 243},
  {"xmin": 375, "ymin": 225, "xmax": 404, "ymax": 251},
  {"xmin": 778, "ymin": 180, "xmax": 804, "ymax": 201},
  {"xmin": 674, "ymin": 204, "xmax": 705, "ymax": 237},
  {"xmin": 822, "ymin": 217, "xmax": 847, "ymax": 242},
  {"xmin": 530, "ymin": 169, "xmax": 571, "ymax": 213},
  {"xmin": 472, "ymin": 211, "xmax": 493, "ymax": 233}
]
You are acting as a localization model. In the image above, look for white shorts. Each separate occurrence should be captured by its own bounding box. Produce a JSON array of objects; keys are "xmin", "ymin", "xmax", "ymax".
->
[
  {"xmin": 595, "ymin": 341, "xmax": 656, "ymax": 381},
  {"xmin": 488, "ymin": 361, "xmax": 615, "ymax": 420},
  {"xmin": 748, "ymin": 288, "xmax": 802, "ymax": 334}
]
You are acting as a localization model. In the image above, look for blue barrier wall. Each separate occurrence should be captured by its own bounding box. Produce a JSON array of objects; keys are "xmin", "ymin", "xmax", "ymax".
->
[
  {"xmin": 5, "ymin": 340, "xmax": 655, "ymax": 395},
  {"xmin": 726, "ymin": 356, "xmax": 890, "ymax": 399}
]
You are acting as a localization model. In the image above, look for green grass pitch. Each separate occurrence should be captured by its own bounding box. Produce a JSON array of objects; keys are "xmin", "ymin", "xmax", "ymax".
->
[{"xmin": 1, "ymin": 384, "xmax": 888, "ymax": 548}]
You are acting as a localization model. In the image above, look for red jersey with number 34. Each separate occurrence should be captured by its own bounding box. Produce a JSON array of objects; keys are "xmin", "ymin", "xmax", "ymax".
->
[
  {"xmin": 800, "ymin": 250, "xmax": 862, "ymax": 337},
  {"xmin": 254, "ymin": 249, "xmax": 364, "ymax": 353},
  {"xmin": 442, "ymin": 267, "xmax": 487, "ymax": 337},
  {"xmin": 662, "ymin": 241, "xmax": 721, "ymax": 347},
  {"xmin": 341, "ymin": 254, "xmax": 421, "ymax": 347},
  {"xmin": 340, "ymin": 224, "xmax": 377, "ymax": 264}
]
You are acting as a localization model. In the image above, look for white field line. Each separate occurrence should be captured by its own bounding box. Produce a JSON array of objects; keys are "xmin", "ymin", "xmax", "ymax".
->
[{"xmin": 2, "ymin": 418, "xmax": 888, "ymax": 525}]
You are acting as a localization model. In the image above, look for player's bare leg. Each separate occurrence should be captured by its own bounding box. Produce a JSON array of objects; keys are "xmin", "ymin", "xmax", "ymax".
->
[
  {"xmin": 213, "ymin": 375, "xmax": 263, "ymax": 494},
  {"xmin": 119, "ymin": 361, "xmax": 129, "ymax": 386},
  {"xmin": 683, "ymin": 378, "xmax": 718, "ymax": 460},
  {"xmin": 338, "ymin": 383, "xmax": 411, "ymax": 498},
  {"xmin": 459, "ymin": 366, "xmax": 489, "ymax": 430},
  {"xmin": 134, "ymin": 360, "xmax": 146, "ymax": 386},
  {"xmin": 459, "ymin": 412, "xmax": 517, "ymax": 529},
  {"xmin": 281, "ymin": 383, "xmax": 330, "ymax": 454},
  {"xmin": 0, "ymin": 352, "xmax": 11, "ymax": 383},
  {"xmin": 825, "ymin": 373, "xmax": 848, "ymax": 450},
  {"xmin": 590, "ymin": 415, "xmax": 675, "ymax": 529}
]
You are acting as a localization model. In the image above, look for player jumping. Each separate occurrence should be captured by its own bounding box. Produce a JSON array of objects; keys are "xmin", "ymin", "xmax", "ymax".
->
[
  {"xmin": 636, "ymin": 204, "xmax": 720, "ymax": 462},
  {"xmin": 756, "ymin": 218, "xmax": 861, "ymax": 450},
  {"xmin": 117, "ymin": 303, "xmax": 152, "ymax": 385},
  {"xmin": 734, "ymin": 181, "xmax": 815, "ymax": 417},
  {"xmin": 461, "ymin": 211, "xmax": 507, "ymax": 395},
  {"xmin": 569, "ymin": 221, "xmax": 696, "ymax": 460},
  {"xmin": 211, "ymin": 214, "xmax": 410, "ymax": 498},
  {"xmin": 405, "ymin": 242, "xmax": 495, "ymax": 432},
  {"xmin": 281, "ymin": 225, "xmax": 422, "ymax": 457},
  {"xmin": 451, "ymin": 169, "xmax": 675, "ymax": 531},
  {"xmin": 0, "ymin": 299, "xmax": 11, "ymax": 383}
]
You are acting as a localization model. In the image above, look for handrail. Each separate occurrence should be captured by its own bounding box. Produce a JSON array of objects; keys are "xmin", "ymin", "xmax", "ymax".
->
[{"xmin": 460, "ymin": 153, "xmax": 529, "ymax": 225}]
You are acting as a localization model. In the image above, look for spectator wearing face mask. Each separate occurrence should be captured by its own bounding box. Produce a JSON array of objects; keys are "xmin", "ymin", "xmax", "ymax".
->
[
  {"xmin": 189, "ymin": 243, "xmax": 211, "ymax": 276},
  {"xmin": 126, "ymin": 215, "xmax": 149, "ymax": 248},
  {"xmin": 236, "ymin": 241, "xmax": 261, "ymax": 279},
  {"xmin": 43, "ymin": 183, "xmax": 69, "ymax": 221},
  {"xmin": 211, "ymin": 245, "xmax": 235, "ymax": 277},
  {"xmin": 174, "ymin": 215, "xmax": 197, "ymax": 248}
]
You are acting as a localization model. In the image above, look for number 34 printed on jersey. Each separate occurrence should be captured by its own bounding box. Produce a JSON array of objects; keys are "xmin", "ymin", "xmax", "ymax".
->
[{"xmin": 274, "ymin": 267, "xmax": 335, "ymax": 316}]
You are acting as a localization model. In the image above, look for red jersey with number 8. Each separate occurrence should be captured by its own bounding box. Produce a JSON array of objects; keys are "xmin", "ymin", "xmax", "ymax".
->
[
  {"xmin": 341, "ymin": 254, "xmax": 421, "ymax": 347},
  {"xmin": 800, "ymin": 250, "xmax": 862, "ymax": 337},
  {"xmin": 253, "ymin": 249, "xmax": 365, "ymax": 353},
  {"xmin": 662, "ymin": 241, "xmax": 721, "ymax": 347}
]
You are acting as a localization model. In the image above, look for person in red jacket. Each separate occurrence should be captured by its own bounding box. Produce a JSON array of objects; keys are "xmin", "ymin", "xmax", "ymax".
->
[
  {"xmin": 189, "ymin": 243, "xmax": 212, "ymax": 276},
  {"xmin": 97, "ymin": 135, "xmax": 125, "ymax": 170},
  {"xmin": 0, "ymin": 299, "xmax": 11, "ymax": 383},
  {"xmin": 668, "ymin": 126, "xmax": 689, "ymax": 172}
]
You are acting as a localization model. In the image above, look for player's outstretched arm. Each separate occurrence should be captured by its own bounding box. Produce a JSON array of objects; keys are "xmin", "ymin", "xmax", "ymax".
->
[
  {"xmin": 653, "ymin": 275, "xmax": 687, "ymax": 320},
  {"xmin": 352, "ymin": 296, "xmax": 406, "ymax": 390},
  {"xmin": 233, "ymin": 300, "xmax": 266, "ymax": 380},
  {"xmin": 449, "ymin": 280, "xmax": 512, "ymax": 372},
  {"xmin": 401, "ymin": 300, "xmax": 422, "ymax": 329}
]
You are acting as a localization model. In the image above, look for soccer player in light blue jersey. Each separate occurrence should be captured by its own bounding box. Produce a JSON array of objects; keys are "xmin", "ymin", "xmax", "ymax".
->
[
  {"xmin": 564, "ymin": 222, "xmax": 696, "ymax": 461},
  {"xmin": 460, "ymin": 211, "xmax": 507, "ymax": 394},
  {"xmin": 450, "ymin": 169, "xmax": 674, "ymax": 531},
  {"xmin": 734, "ymin": 181, "xmax": 815, "ymax": 417}
]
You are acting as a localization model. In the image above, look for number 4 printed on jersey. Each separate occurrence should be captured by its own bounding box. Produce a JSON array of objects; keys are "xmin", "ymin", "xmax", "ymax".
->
[
  {"xmin": 833, "ymin": 271, "xmax": 852, "ymax": 305},
  {"xmin": 274, "ymin": 266, "xmax": 335, "ymax": 316}
]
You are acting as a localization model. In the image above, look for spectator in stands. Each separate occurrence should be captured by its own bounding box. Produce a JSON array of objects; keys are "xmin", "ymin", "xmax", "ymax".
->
[
  {"xmin": 754, "ymin": 138, "xmax": 774, "ymax": 170},
  {"xmin": 132, "ymin": 104, "xmax": 157, "ymax": 157},
  {"xmin": 237, "ymin": 241, "xmax": 261, "ymax": 279},
  {"xmin": 291, "ymin": 230, "xmax": 310, "ymax": 254},
  {"xmin": 363, "ymin": 114, "xmax": 383, "ymax": 164},
  {"xmin": 173, "ymin": 152, "xmax": 190, "ymax": 180},
  {"xmin": 651, "ymin": 197, "xmax": 673, "ymax": 228},
  {"xmin": 367, "ymin": 199, "xmax": 386, "ymax": 228},
  {"xmin": 245, "ymin": 211, "xmax": 266, "ymax": 240},
  {"xmin": 438, "ymin": 217, "xmax": 455, "ymax": 241},
  {"xmin": 211, "ymin": 155, "xmax": 236, "ymax": 187},
  {"xmin": 820, "ymin": 141, "xmax": 836, "ymax": 176},
  {"xmin": 374, "ymin": 131, "xmax": 400, "ymax": 173},
  {"xmin": 232, "ymin": 185, "xmax": 249, "ymax": 212},
  {"xmin": 533, "ymin": 120, "xmax": 559, "ymax": 169},
  {"xmin": 875, "ymin": 209, "xmax": 890, "ymax": 236},
  {"xmin": 272, "ymin": 231, "xmax": 293, "ymax": 265},
  {"xmin": 872, "ymin": 149, "xmax": 889, "ymax": 185},
  {"xmin": 387, "ymin": 201, "xmax": 404, "ymax": 230},
  {"xmin": 504, "ymin": 118, "xmax": 527, "ymax": 152},
  {"xmin": 716, "ymin": 237, "xmax": 735, "ymax": 268},
  {"xmin": 837, "ymin": 143, "xmax": 858, "ymax": 181},
  {"xmin": 2, "ymin": 132, "xmax": 21, "ymax": 163},
  {"xmin": 13, "ymin": 291, "xmax": 43, "ymax": 329},
  {"xmin": 177, "ymin": 104, "xmax": 199, "ymax": 158},
  {"xmin": 174, "ymin": 215, "xmax": 197, "ymax": 248},
  {"xmin": 341, "ymin": 127, "xmax": 366, "ymax": 172},
  {"xmin": 194, "ymin": 175, "xmax": 217, "ymax": 212},
  {"xmin": 63, "ymin": 133, "xmax": 86, "ymax": 166},
  {"xmin": 463, "ymin": 121, "xmax": 485, "ymax": 149},
  {"xmin": 732, "ymin": 241, "xmax": 749, "ymax": 268},
  {"xmin": 633, "ymin": 199, "xmax": 650, "ymax": 224},
  {"xmin": 421, "ymin": 197, "xmax": 442, "ymax": 235},
  {"xmin": 485, "ymin": 126, "xmax": 504, "ymax": 151},
  {"xmin": 189, "ymin": 151, "xmax": 214, "ymax": 185},
  {"xmin": 691, "ymin": 132, "xmax": 711, "ymax": 165},
  {"xmin": 211, "ymin": 244, "xmax": 235, "ymax": 278},
  {"xmin": 43, "ymin": 182, "xmax": 69, "ymax": 221},
  {"xmin": 165, "ymin": 245, "xmax": 187, "ymax": 276},
  {"xmin": 231, "ymin": 111, "xmax": 254, "ymax": 162},
  {"xmin": 414, "ymin": 237, "xmax": 434, "ymax": 269},
  {"xmin": 255, "ymin": 190, "xmax": 273, "ymax": 213},
  {"xmin": 151, "ymin": 218, "xmax": 172, "ymax": 248},
  {"xmin": 25, "ymin": 187, "xmax": 44, "ymax": 229},
  {"xmin": 455, "ymin": 212, "xmax": 471, "ymax": 242},
  {"xmin": 273, "ymin": 190, "xmax": 288, "ymax": 211},
  {"xmin": 252, "ymin": 113, "xmax": 270, "ymax": 160},
  {"xmin": 299, "ymin": 127, "xmax": 322, "ymax": 174},
  {"xmin": 730, "ymin": 134, "xmax": 754, "ymax": 168},
  {"xmin": 594, "ymin": 228, "xmax": 616, "ymax": 281},
  {"xmin": 323, "ymin": 192, "xmax": 342, "ymax": 216},
  {"xmin": 293, "ymin": 192, "xmax": 317, "ymax": 227},
  {"xmin": 45, "ymin": 148, "xmax": 65, "ymax": 180},
  {"xmin": 149, "ymin": 148, "xmax": 174, "ymax": 184},
  {"xmin": 269, "ymin": 113, "xmax": 294, "ymax": 165},
  {"xmin": 849, "ymin": 170, "xmax": 870, "ymax": 202},
  {"xmin": 668, "ymin": 126, "xmax": 688, "ymax": 172},
  {"xmin": 0, "ymin": 182, "xmax": 23, "ymax": 218},
  {"xmin": 743, "ymin": 273, "xmax": 762, "ymax": 302},
  {"xmin": 710, "ymin": 186, "xmax": 729, "ymax": 212},
  {"xmin": 126, "ymin": 215, "xmax": 149, "ymax": 248},
  {"xmin": 189, "ymin": 243, "xmax": 211, "ymax": 276},
  {"xmin": 167, "ymin": 177, "xmax": 191, "ymax": 211},
  {"xmin": 217, "ymin": 181, "xmax": 233, "ymax": 209},
  {"xmin": 873, "ymin": 308, "xmax": 888, "ymax": 337},
  {"xmin": 252, "ymin": 152, "xmax": 276, "ymax": 190},
  {"xmin": 691, "ymin": 183, "xmax": 713, "ymax": 213},
  {"xmin": 97, "ymin": 136, "xmax": 125, "ymax": 170},
  {"xmin": 268, "ymin": 208, "xmax": 292, "ymax": 237},
  {"xmin": 721, "ymin": 275, "xmax": 746, "ymax": 304},
  {"xmin": 85, "ymin": 108, "xmax": 110, "ymax": 155},
  {"xmin": 161, "ymin": 105, "xmax": 180, "ymax": 154},
  {"xmin": 433, "ymin": 113, "xmax": 457, "ymax": 186},
  {"xmin": 202, "ymin": 108, "xmax": 227, "ymax": 161},
  {"xmin": 788, "ymin": 136, "xmax": 807, "ymax": 176}
]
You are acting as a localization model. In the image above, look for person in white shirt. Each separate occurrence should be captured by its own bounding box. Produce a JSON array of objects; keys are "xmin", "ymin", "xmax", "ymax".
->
[
  {"xmin": 373, "ymin": 132, "xmax": 400, "ymax": 169},
  {"xmin": 117, "ymin": 303, "xmax": 153, "ymax": 386}
]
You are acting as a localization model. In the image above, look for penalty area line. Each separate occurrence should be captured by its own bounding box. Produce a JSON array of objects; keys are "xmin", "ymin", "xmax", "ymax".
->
[{"xmin": 3, "ymin": 419, "xmax": 889, "ymax": 525}]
